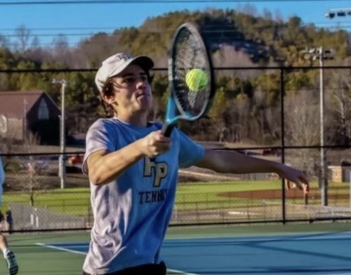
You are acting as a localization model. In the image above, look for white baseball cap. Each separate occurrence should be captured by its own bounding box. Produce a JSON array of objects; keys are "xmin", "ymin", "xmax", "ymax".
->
[{"xmin": 95, "ymin": 52, "xmax": 154, "ymax": 93}]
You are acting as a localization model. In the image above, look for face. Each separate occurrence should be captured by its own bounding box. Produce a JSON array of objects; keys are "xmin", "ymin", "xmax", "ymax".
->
[{"xmin": 102, "ymin": 63, "xmax": 152, "ymax": 116}]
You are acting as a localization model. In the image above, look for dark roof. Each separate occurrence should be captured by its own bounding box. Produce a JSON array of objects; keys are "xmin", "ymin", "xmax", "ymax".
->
[{"xmin": 0, "ymin": 90, "xmax": 56, "ymax": 118}]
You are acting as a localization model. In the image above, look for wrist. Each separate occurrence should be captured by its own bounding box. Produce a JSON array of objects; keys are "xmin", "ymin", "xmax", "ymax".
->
[
  {"xmin": 134, "ymin": 138, "xmax": 147, "ymax": 157},
  {"xmin": 271, "ymin": 161, "xmax": 283, "ymax": 174}
]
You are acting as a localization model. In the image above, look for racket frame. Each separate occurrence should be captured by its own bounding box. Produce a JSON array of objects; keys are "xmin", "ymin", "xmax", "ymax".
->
[{"xmin": 162, "ymin": 22, "xmax": 215, "ymax": 137}]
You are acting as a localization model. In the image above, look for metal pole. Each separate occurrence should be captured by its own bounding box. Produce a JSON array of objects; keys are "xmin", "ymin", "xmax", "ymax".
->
[
  {"xmin": 60, "ymin": 80, "xmax": 66, "ymax": 189},
  {"xmin": 319, "ymin": 47, "xmax": 328, "ymax": 206},
  {"xmin": 53, "ymin": 79, "xmax": 67, "ymax": 189},
  {"xmin": 280, "ymin": 68, "xmax": 286, "ymax": 224},
  {"xmin": 23, "ymin": 99, "xmax": 27, "ymax": 141}
]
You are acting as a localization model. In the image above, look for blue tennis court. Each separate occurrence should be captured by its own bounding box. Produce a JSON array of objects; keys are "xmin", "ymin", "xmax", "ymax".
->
[{"xmin": 37, "ymin": 231, "xmax": 351, "ymax": 275}]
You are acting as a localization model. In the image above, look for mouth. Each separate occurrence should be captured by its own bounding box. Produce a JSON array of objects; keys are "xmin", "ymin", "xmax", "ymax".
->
[{"xmin": 136, "ymin": 92, "xmax": 148, "ymax": 98}]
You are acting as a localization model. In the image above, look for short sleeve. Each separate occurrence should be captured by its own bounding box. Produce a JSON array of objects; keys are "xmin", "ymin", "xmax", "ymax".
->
[
  {"xmin": 176, "ymin": 129, "xmax": 205, "ymax": 168},
  {"xmin": 82, "ymin": 119, "xmax": 116, "ymax": 175}
]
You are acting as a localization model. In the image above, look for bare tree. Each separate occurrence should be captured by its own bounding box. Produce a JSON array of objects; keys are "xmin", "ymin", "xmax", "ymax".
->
[
  {"xmin": 31, "ymin": 36, "xmax": 40, "ymax": 49},
  {"xmin": 329, "ymin": 63, "xmax": 351, "ymax": 145},
  {"xmin": 274, "ymin": 9, "xmax": 284, "ymax": 23},
  {"xmin": 284, "ymin": 90, "xmax": 320, "ymax": 176},
  {"xmin": 52, "ymin": 34, "xmax": 69, "ymax": 61},
  {"xmin": 262, "ymin": 8, "xmax": 273, "ymax": 21},
  {"xmin": 0, "ymin": 34, "xmax": 9, "ymax": 48},
  {"xmin": 15, "ymin": 25, "xmax": 31, "ymax": 53},
  {"xmin": 228, "ymin": 96, "xmax": 251, "ymax": 143},
  {"xmin": 17, "ymin": 133, "xmax": 49, "ymax": 206}
]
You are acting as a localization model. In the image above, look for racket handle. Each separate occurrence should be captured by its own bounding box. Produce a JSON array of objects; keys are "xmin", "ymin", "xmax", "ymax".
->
[{"xmin": 161, "ymin": 123, "xmax": 175, "ymax": 137}]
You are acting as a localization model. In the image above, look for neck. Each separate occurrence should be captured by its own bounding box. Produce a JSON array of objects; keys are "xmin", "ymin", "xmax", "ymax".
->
[{"xmin": 115, "ymin": 112, "xmax": 148, "ymax": 127}]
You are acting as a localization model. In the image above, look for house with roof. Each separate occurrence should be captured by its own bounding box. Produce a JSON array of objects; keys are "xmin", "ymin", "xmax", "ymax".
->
[{"xmin": 0, "ymin": 91, "xmax": 60, "ymax": 145}]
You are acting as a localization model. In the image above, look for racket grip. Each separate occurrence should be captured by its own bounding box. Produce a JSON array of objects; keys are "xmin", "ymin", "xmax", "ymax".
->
[{"xmin": 161, "ymin": 123, "xmax": 175, "ymax": 137}]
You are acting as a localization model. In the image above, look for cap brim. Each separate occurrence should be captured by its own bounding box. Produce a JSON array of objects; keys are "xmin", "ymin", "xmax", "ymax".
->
[{"xmin": 109, "ymin": 55, "xmax": 154, "ymax": 78}]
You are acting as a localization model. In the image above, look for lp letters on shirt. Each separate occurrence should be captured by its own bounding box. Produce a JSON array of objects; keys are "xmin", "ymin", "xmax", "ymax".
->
[{"xmin": 139, "ymin": 157, "xmax": 169, "ymax": 204}]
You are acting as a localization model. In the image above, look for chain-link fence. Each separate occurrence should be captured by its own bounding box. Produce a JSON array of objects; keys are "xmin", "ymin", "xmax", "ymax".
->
[{"xmin": 1, "ymin": 65, "xmax": 351, "ymax": 233}]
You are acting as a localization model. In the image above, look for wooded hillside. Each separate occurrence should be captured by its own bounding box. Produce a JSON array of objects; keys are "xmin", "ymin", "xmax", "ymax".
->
[{"xmin": 1, "ymin": 8, "xmax": 350, "ymax": 150}]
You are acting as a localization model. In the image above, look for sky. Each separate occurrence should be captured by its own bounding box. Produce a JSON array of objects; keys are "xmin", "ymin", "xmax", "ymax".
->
[{"xmin": 0, "ymin": 0, "xmax": 351, "ymax": 48}]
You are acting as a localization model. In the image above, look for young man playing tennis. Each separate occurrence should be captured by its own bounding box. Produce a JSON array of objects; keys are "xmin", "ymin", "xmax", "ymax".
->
[
  {"xmin": 0, "ymin": 157, "xmax": 18, "ymax": 275},
  {"xmin": 82, "ymin": 53, "xmax": 309, "ymax": 275}
]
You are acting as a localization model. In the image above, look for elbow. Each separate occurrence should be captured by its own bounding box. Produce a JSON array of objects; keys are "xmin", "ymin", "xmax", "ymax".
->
[
  {"xmin": 90, "ymin": 175, "xmax": 112, "ymax": 186},
  {"xmin": 88, "ymin": 169, "xmax": 122, "ymax": 186},
  {"xmin": 86, "ymin": 161, "xmax": 112, "ymax": 185},
  {"xmin": 89, "ymin": 172, "xmax": 103, "ymax": 186},
  {"xmin": 198, "ymin": 150, "xmax": 233, "ymax": 173},
  {"xmin": 210, "ymin": 157, "xmax": 239, "ymax": 174},
  {"xmin": 88, "ymin": 168, "xmax": 108, "ymax": 186}
]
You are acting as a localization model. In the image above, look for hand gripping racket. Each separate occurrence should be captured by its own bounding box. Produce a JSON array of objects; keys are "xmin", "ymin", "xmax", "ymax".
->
[{"xmin": 161, "ymin": 22, "xmax": 216, "ymax": 137}]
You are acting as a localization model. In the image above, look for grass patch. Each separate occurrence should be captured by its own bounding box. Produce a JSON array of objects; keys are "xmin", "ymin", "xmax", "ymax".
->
[{"xmin": 2, "ymin": 180, "xmax": 349, "ymax": 215}]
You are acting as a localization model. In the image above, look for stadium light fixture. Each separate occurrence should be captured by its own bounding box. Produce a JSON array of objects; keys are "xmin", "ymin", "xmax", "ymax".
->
[{"xmin": 326, "ymin": 8, "xmax": 351, "ymax": 19}]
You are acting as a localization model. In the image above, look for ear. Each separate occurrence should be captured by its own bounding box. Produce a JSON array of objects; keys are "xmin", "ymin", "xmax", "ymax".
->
[{"xmin": 101, "ymin": 92, "xmax": 116, "ymax": 105}]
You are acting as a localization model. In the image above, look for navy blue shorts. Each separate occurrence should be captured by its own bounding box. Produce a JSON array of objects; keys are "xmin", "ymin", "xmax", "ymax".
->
[{"xmin": 82, "ymin": 261, "xmax": 167, "ymax": 275}]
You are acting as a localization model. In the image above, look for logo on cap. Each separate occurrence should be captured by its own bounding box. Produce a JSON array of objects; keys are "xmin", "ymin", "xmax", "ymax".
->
[{"xmin": 115, "ymin": 53, "xmax": 133, "ymax": 62}]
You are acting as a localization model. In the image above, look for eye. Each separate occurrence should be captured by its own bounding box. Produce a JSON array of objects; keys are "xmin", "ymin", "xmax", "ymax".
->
[
  {"xmin": 141, "ymin": 75, "xmax": 147, "ymax": 81},
  {"xmin": 124, "ymin": 77, "xmax": 135, "ymax": 83}
]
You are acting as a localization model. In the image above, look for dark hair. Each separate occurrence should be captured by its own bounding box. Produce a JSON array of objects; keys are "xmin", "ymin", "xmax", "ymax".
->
[
  {"xmin": 100, "ymin": 79, "xmax": 115, "ymax": 118},
  {"xmin": 100, "ymin": 70, "xmax": 154, "ymax": 118}
]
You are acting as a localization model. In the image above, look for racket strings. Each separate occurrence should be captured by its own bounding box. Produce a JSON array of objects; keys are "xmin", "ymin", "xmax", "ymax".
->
[{"xmin": 173, "ymin": 28, "xmax": 210, "ymax": 117}]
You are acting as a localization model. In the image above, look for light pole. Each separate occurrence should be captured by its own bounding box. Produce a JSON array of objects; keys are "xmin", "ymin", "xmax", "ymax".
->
[
  {"xmin": 325, "ymin": 8, "xmax": 351, "ymax": 19},
  {"xmin": 301, "ymin": 47, "xmax": 335, "ymax": 206},
  {"xmin": 52, "ymin": 79, "xmax": 67, "ymax": 189}
]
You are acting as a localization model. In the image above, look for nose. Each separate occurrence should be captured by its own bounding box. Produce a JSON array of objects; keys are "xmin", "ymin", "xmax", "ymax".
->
[{"xmin": 136, "ymin": 77, "xmax": 147, "ymax": 89}]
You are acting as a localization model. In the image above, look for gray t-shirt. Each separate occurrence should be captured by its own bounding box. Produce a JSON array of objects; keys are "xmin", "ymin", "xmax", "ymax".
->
[{"xmin": 82, "ymin": 118, "xmax": 204, "ymax": 274}]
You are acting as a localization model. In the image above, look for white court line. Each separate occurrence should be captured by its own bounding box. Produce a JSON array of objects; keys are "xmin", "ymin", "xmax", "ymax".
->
[
  {"xmin": 167, "ymin": 269, "xmax": 200, "ymax": 275},
  {"xmin": 36, "ymin": 242, "xmax": 200, "ymax": 275},
  {"xmin": 165, "ymin": 231, "xmax": 351, "ymax": 242},
  {"xmin": 36, "ymin": 242, "xmax": 87, "ymax": 255}
]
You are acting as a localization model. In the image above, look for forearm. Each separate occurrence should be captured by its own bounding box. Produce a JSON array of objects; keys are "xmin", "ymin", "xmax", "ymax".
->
[
  {"xmin": 196, "ymin": 149, "xmax": 280, "ymax": 174},
  {"xmin": 88, "ymin": 140, "xmax": 145, "ymax": 185}
]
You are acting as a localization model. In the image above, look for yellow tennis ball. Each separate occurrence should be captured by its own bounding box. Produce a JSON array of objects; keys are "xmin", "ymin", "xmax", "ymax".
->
[{"xmin": 185, "ymin": 69, "xmax": 208, "ymax": 91}]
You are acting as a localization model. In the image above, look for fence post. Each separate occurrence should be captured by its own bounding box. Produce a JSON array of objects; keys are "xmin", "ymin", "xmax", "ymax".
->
[{"xmin": 280, "ymin": 68, "xmax": 286, "ymax": 224}]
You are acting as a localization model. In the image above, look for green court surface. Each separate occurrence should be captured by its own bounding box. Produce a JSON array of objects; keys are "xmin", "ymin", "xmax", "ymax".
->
[{"xmin": 1, "ymin": 222, "xmax": 351, "ymax": 275}]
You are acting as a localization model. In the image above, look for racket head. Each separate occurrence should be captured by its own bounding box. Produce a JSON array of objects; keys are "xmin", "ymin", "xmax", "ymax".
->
[{"xmin": 167, "ymin": 22, "xmax": 215, "ymax": 125}]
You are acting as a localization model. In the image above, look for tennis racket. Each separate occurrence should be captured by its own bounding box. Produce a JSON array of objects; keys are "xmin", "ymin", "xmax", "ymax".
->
[{"xmin": 161, "ymin": 22, "xmax": 215, "ymax": 137}]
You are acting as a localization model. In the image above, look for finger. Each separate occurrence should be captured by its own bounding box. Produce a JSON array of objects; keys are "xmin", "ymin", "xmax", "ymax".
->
[
  {"xmin": 156, "ymin": 142, "xmax": 170, "ymax": 150},
  {"xmin": 286, "ymin": 180, "xmax": 291, "ymax": 190},
  {"xmin": 155, "ymin": 130, "xmax": 170, "ymax": 139},
  {"xmin": 154, "ymin": 139, "xmax": 172, "ymax": 148},
  {"xmin": 149, "ymin": 141, "xmax": 170, "ymax": 153},
  {"xmin": 299, "ymin": 175, "xmax": 310, "ymax": 186},
  {"xmin": 301, "ymin": 182, "xmax": 309, "ymax": 194},
  {"xmin": 158, "ymin": 137, "xmax": 172, "ymax": 143},
  {"xmin": 303, "ymin": 184, "xmax": 309, "ymax": 194},
  {"xmin": 291, "ymin": 179, "xmax": 303, "ymax": 190},
  {"xmin": 288, "ymin": 180, "xmax": 298, "ymax": 190},
  {"xmin": 298, "ymin": 175, "xmax": 310, "ymax": 193},
  {"xmin": 154, "ymin": 132, "xmax": 171, "ymax": 142}
]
